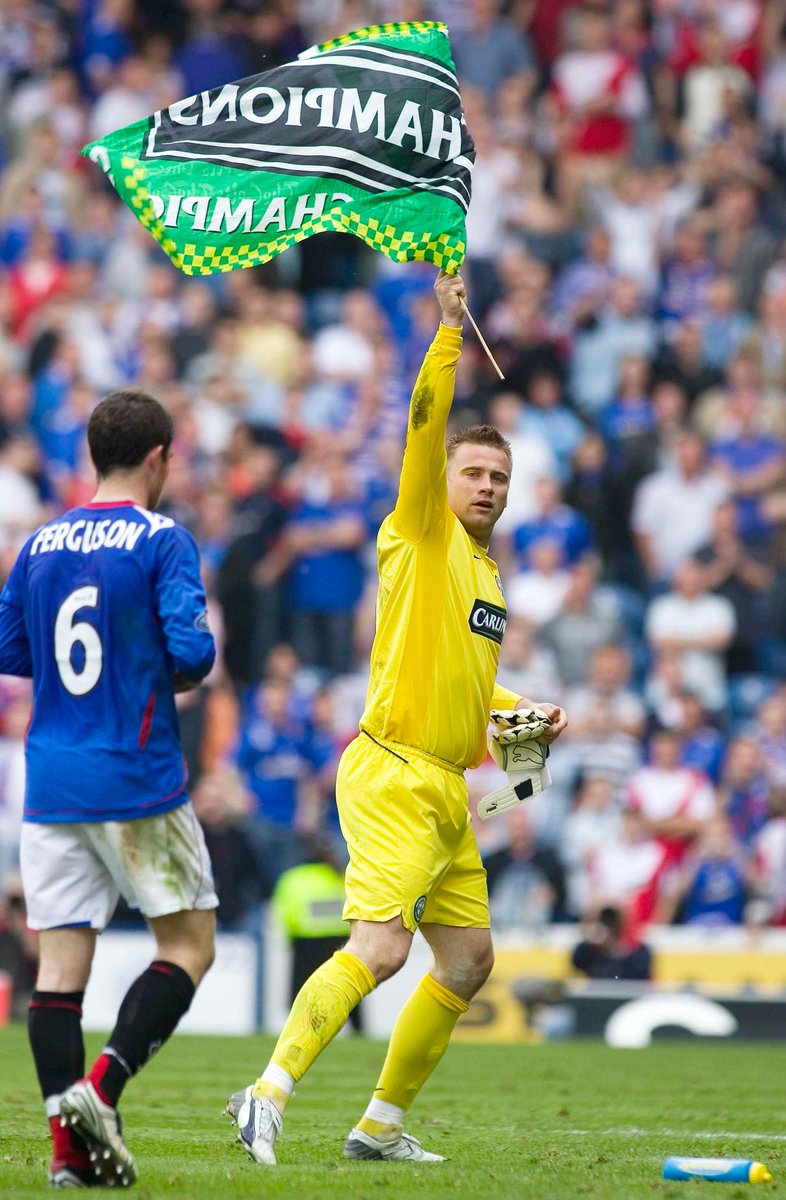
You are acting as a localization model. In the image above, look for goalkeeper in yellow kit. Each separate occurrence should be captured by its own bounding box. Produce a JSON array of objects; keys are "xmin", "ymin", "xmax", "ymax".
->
[{"xmin": 228, "ymin": 271, "xmax": 568, "ymax": 1164}]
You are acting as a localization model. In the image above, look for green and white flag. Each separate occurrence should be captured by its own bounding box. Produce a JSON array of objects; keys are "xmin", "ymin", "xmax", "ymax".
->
[{"xmin": 82, "ymin": 21, "xmax": 474, "ymax": 276}]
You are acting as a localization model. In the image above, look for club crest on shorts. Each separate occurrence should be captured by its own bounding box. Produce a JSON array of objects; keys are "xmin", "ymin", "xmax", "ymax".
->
[{"xmin": 413, "ymin": 895, "xmax": 427, "ymax": 924}]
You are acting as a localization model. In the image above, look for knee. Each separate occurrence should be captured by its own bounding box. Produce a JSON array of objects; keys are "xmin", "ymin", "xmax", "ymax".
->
[
  {"xmin": 441, "ymin": 946, "xmax": 494, "ymax": 999},
  {"xmin": 194, "ymin": 936, "xmax": 216, "ymax": 981},
  {"xmin": 474, "ymin": 945, "xmax": 495, "ymax": 991},
  {"xmin": 345, "ymin": 927, "xmax": 410, "ymax": 984},
  {"xmin": 191, "ymin": 922, "xmax": 217, "ymax": 983},
  {"xmin": 371, "ymin": 939, "xmax": 410, "ymax": 983},
  {"xmin": 156, "ymin": 914, "xmax": 216, "ymax": 985}
]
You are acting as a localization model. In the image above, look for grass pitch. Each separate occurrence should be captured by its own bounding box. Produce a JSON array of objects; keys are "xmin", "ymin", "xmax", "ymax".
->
[{"xmin": 1, "ymin": 1025, "xmax": 785, "ymax": 1199}]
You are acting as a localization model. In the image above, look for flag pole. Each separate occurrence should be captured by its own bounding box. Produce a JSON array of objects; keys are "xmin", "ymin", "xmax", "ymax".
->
[{"xmin": 459, "ymin": 299, "xmax": 505, "ymax": 381}]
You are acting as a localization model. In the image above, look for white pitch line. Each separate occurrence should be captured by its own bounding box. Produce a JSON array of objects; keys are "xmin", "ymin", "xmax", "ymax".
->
[{"xmin": 542, "ymin": 1128, "xmax": 786, "ymax": 1142}]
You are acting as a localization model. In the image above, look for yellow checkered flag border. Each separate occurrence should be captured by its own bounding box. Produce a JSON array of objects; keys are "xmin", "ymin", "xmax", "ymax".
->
[
  {"xmin": 316, "ymin": 21, "xmax": 447, "ymax": 54},
  {"xmin": 119, "ymin": 160, "xmax": 465, "ymax": 276},
  {"xmin": 120, "ymin": 156, "xmax": 182, "ymax": 267}
]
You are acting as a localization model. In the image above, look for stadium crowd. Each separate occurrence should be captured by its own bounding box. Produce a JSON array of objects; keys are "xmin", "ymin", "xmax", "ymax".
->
[{"xmin": 2, "ymin": 0, "xmax": 786, "ymax": 950}]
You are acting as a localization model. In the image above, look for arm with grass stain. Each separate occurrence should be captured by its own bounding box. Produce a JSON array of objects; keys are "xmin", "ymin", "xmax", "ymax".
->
[{"xmin": 391, "ymin": 272, "xmax": 465, "ymax": 543}]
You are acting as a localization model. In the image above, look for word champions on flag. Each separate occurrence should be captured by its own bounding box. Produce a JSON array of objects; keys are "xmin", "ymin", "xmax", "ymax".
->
[{"xmin": 82, "ymin": 21, "xmax": 475, "ymax": 276}]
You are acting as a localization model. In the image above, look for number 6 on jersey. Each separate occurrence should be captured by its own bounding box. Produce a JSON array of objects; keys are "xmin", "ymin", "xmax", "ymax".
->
[{"xmin": 55, "ymin": 586, "xmax": 102, "ymax": 695}]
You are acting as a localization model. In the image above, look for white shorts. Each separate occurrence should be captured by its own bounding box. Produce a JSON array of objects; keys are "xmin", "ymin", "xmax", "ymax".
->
[{"xmin": 21, "ymin": 802, "xmax": 218, "ymax": 931}]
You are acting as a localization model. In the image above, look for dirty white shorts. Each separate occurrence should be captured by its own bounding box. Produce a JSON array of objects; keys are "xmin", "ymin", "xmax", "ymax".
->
[{"xmin": 21, "ymin": 801, "xmax": 218, "ymax": 931}]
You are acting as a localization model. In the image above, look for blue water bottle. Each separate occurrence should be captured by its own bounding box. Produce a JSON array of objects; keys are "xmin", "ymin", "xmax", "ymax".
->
[{"xmin": 663, "ymin": 1156, "xmax": 772, "ymax": 1183}]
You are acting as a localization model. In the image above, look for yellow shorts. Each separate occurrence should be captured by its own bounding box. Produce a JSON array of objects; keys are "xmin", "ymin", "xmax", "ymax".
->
[{"xmin": 336, "ymin": 732, "xmax": 490, "ymax": 934}]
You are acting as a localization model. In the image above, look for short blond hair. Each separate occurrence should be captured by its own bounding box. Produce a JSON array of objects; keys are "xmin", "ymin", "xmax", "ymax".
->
[{"xmin": 446, "ymin": 424, "xmax": 512, "ymax": 467}]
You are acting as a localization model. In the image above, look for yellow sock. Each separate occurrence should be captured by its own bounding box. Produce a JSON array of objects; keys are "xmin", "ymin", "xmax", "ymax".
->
[
  {"xmin": 253, "ymin": 950, "xmax": 375, "ymax": 1112},
  {"xmin": 357, "ymin": 974, "xmax": 468, "ymax": 1138}
]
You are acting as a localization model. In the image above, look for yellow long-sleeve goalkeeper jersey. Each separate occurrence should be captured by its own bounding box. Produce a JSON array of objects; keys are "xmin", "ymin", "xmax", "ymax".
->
[{"xmin": 358, "ymin": 323, "xmax": 521, "ymax": 771}]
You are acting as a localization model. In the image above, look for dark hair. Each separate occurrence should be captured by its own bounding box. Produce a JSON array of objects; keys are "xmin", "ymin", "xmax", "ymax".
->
[
  {"xmin": 446, "ymin": 424, "xmax": 512, "ymax": 468},
  {"xmin": 88, "ymin": 390, "xmax": 174, "ymax": 477},
  {"xmin": 598, "ymin": 906, "xmax": 623, "ymax": 936}
]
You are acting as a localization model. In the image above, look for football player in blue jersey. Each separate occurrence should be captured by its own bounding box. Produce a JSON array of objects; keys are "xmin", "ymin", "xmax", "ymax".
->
[{"xmin": 0, "ymin": 390, "xmax": 218, "ymax": 1188}]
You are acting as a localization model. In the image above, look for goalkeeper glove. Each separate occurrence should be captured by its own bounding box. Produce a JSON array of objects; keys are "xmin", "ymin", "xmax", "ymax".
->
[{"xmin": 477, "ymin": 707, "xmax": 552, "ymax": 820}]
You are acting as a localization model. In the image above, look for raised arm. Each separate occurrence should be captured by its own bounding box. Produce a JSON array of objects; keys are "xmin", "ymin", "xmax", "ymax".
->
[{"xmin": 391, "ymin": 271, "xmax": 465, "ymax": 543}]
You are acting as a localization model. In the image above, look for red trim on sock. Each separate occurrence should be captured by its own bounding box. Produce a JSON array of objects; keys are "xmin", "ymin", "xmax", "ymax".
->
[
  {"xmin": 150, "ymin": 962, "xmax": 176, "ymax": 975},
  {"xmin": 49, "ymin": 1115, "xmax": 91, "ymax": 1170},
  {"xmin": 87, "ymin": 1056, "xmax": 114, "ymax": 1106},
  {"xmin": 29, "ymin": 1000, "xmax": 83, "ymax": 1014}
]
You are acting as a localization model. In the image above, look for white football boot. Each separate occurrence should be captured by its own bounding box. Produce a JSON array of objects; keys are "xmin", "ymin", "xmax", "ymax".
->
[
  {"xmin": 59, "ymin": 1081, "xmax": 137, "ymax": 1188},
  {"xmin": 234, "ymin": 1093, "xmax": 282, "ymax": 1165},
  {"xmin": 344, "ymin": 1128, "xmax": 445, "ymax": 1161}
]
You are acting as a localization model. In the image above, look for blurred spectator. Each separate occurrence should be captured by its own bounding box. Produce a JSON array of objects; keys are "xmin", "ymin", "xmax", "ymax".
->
[
  {"xmin": 451, "ymin": 0, "xmax": 536, "ymax": 103},
  {"xmin": 661, "ymin": 816, "xmax": 749, "ymax": 929},
  {"xmin": 484, "ymin": 390, "xmax": 557, "ymax": 539},
  {"xmin": 280, "ymin": 443, "xmax": 368, "ymax": 677},
  {"xmin": 561, "ymin": 775, "xmax": 621, "ymax": 918},
  {"xmin": 565, "ymin": 643, "xmax": 646, "ymax": 742},
  {"xmin": 585, "ymin": 808, "xmax": 667, "ymax": 926},
  {"xmin": 753, "ymin": 788, "xmax": 786, "ymax": 926},
  {"xmin": 541, "ymin": 559, "xmax": 624, "ymax": 685},
  {"xmin": 244, "ymin": 6, "xmax": 308, "ymax": 72},
  {"xmin": 594, "ymin": 170, "xmax": 661, "ymax": 300},
  {"xmin": 659, "ymin": 216, "xmax": 716, "ymax": 334},
  {"xmin": 598, "ymin": 351, "xmax": 655, "ymax": 465},
  {"xmin": 485, "ymin": 808, "xmax": 567, "ymax": 929},
  {"xmin": 0, "ymin": 874, "xmax": 37, "ymax": 1019},
  {"xmin": 695, "ymin": 498, "xmax": 774, "ymax": 673},
  {"xmin": 512, "ymin": 475, "xmax": 595, "ymax": 572},
  {"xmin": 549, "ymin": 224, "xmax": 617, "ymax": 337},
  {"xmin": 271, "ymin": 833, "xmax": 362, "ymax": 1033},
  {"xmin": 564, "ymin": 433, "xmax": 627, "ymax": 569},
  {"xmin": 675, "ymin": 692, "xmax": 725, "ymax": 786},
  {"xmin": 632, "ymin": 432, "xmax": 729, "ymax": 584},
  {"xmin": 507, "ymin": 537, "xmax": 570, "ymax": 628},
  {"xmin": 490, "ymin": 290, "xmax": 564, "ymax": 400},
  {"xmin": 651, "ymin": 316, "xmax": 724, "ymax": 405},
  {"xmin": 551, "ymin": 6, "xmax": 649, "ymax": 212},
  {"xmin": 681, "ymin": 19, "xmax": 752, "ymax": 150},
  {"xmin": 192, "ymin": 766, "xmax": 270, "ymax": 931},
  {"xmin": 648, "ymin": 379, "xmax": 688, "ymax": 468},
  {"xmin": 523, "ymin": 370, "xmax": 585, "ymax": 484},
  {"xmin": 235, "ymin": 677, "xmax": 323, "ymax": 879},
  {"xmin": 0, "ymin": 434, "xmax": 44, "ymax": 545},
  {"xmin": 571, "ymin": 904, "xmax": 652, "ymax": 980},
  {"xmin": 627, "ymin": 728, "xmax": 716, "ymax": 866},
  {"xmin": 311, "ymin": 289, "xmax": 380, "ymax": 382},
  {"xmin": 216, "ymin": 434, "xmax": 288, "ymax": 691},
  {"xmin": 718, "ymin": 734, "xmax": 770, "ymax": 849},
  {"xmin": 236, "ymin": 286, "xmax": 304, "ymax": 389},
  {"xmin": 0, "ymin": 119, "xmax": 83, "ymax": 230},
  {"xmin": 174, "ymin": 1, "xmax": 248, "ymax": 95},
  {"xmin": 709, "ymin": 181, "xmax": 777, "ymax": 316},
  {"xmin": 90, "ymin": 55, "xmax": 160, "ymax": 140},
  {"xmin": 754, "ymin": 692, "xmax": 786, "ymax": 788},
  {"xmin": 708, "ymin": 387, "xmax": 786, "ymax": 545},
  {"xmin": 701, "ymin": 276, "xmax": 754, "ymax": 370},
  {"xmin": 496, "ymin": 615, "xmax": 563, "ymax": 704},
  {"xmin": 691, "ymin": 352, "xmax": 785, "ymax": 444},
  {"xmin": 569, "ymin": 277, "xmax": 657, "ymax": 417},
  {"xmin": 0, "ymin": 685, "xmax": 28, "ymax": 880},
  {"xmin": 645, "ymin": 558, "xmax": 736, "ymax": 714},
  {"xmin": 8, "ymin": 227, "xmax": 68, "ymax": 340}
]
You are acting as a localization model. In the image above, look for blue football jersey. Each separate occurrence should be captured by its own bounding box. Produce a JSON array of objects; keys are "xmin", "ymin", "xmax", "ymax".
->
[{"xmin": 0, "ymin": 501, "xmax": 216, "ymax": 823}]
